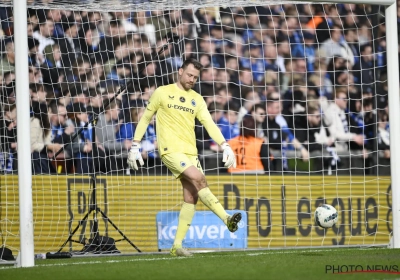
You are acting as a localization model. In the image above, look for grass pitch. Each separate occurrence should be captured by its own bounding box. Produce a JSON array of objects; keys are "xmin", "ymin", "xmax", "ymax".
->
[{"xmin": 1, "ymin": 248, "xmax": 400, "ymax": 280}]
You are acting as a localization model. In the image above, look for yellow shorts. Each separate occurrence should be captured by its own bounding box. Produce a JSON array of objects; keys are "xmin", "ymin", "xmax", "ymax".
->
[{"xmin": 161, "ymin": 153, "xmax": 203, "ymax": 179}]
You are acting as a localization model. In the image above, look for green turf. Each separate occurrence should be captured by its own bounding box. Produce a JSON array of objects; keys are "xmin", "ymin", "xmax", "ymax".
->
[{"xmin": 1, "ymin": 248, "xmax": 400, "ymax": 280}]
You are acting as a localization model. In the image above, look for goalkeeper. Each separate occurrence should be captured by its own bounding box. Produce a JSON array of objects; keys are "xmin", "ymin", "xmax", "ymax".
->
[{"xmin": 128, "ymin": 58, "xmax": 241, "ymax": 257}]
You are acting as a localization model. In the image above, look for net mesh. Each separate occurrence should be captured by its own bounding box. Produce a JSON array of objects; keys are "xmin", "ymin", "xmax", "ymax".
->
[
  {"xmin": 0, "ymin": 2, "xmax": 393, "ymax": 256},
  {"xmin": 4, "ymin": 1, "xmax": 327, "ymax": 11}
]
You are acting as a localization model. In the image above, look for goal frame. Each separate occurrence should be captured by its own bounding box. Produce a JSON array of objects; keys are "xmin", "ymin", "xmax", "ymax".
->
[{"xmin": 9, "ymin": 0, "xmax": 400, "ymax": 268}]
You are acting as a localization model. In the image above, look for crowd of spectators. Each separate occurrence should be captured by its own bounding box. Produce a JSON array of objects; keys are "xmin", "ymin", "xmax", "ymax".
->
[{"xmin": 0, "ymin": 2, "xmax": 395, "ymax": 175}]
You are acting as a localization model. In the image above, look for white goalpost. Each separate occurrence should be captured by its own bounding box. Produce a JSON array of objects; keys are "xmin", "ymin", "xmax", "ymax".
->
[
  {"xmin": 13, "ymin": 0, "xmax": 34, "ymax": 268},
  {"xmin": 0, "ymin": 0, "xmax": 398, "ymax": 268}
]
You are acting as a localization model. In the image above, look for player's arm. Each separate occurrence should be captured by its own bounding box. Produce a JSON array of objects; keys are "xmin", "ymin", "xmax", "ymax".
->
[
  {"xmin": 133, "ymin": 88, "xmax": 161, "ymax": 142},
  {"xmin": 196, "ymin": 100, "xmax": 225, "ymax": 145},
  {"xmin": 128, "ymin": 88, "xmax": 161, "ymax": 170},
  {"xmin": 196, "ymin": 100, "xmax": 236, "ymax": 168}
]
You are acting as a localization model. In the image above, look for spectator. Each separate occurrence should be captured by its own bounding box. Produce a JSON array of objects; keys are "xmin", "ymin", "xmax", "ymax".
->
[
  {"xmin": 2, "ymin": 80, "xmax": 15, "ymax": 105},
  {"xmin": 275, "ymin": 37, "xmax": 291, "ymax": 73},
  {"xmin": 96, "ymin": 100, "xmax": 128, "ymax": 173},
  {"xmin": 28, "ymin": 37, "xmax": 41, "ymax": 67},
  {"xmin": 32, "ymin": 17, "xmax": 55, "ymax": 54},
  {"xmin": 229, "ymin": 67, "xmax": 254, "ymax": 100},
  {"xmin": 377, "ymin": 111, "xmax": 390, "ymax": 159},
  {"xmin": 308, "ymin": 62, "xmax": 333, "ymax": 99},
  {"xmin": 78, "ymin": 22, "xmax": 101, "ymax": 62},
  {"xmin": 320, "ymin": 87, "xmax": 365, "ymax": 152},
  {"xmin": 344, "ymin": 28, "xmax": 360, "ymax": 66},
  {"xmin": 112, "ymin": 11, "xmax": 136, "ymax": 34},
  {"xmin": 48, "ymin": 101, "xmax": 75, "ymax": 157},
  {"xmin": 221, "ymin": 101, "xmax": 240, "ymax": 141},
  {"xmin": 296, "ymin": 105, "xmax": 335, "ymax": 152},
  {"xmin": 263, "ymin": 95, "xmax": 309, "ymax": 165},
  {"xmin": 354, "ymin": 96, "xmax": 375, "ymax": 151},
  {"xmin": 132, "ymin": 11, "xmax": 156, "ymax": 46},
  {"xmin": 198, "ymin": 34, "xmax": 224, "ymax": 68},
  {"xmin": 2, "ymin": 71, "xmax": 15, "ymax": 87},
  {"xmin": 81, "ymin": 72, "xmax": 99, "ymax": 91},
  {"xmin": 215, "ymin": 69, "xmax": 231, "ymax": 90},
  {"xmin": 263, "ymin": 42, "xmax": 280, "ymax": 73},
  {"xmin": 237, "ymin": 89, "xmax": 261, "ymax": 124},
  {"xmin": 215, "ymin": 87, "xmax": 233, "ymax": 108},
  {"xmin": 30, "ymin": 102, "xmax": 61, "ymax": 174},
  {"xmin": 28, "ymin": 67, "xmax": 42, "ymax": 84},
  {"xmin": 250, "ymin": 103, "xmax": 266, "ymax": 138},
  {"xmin": 0, "ymin": 41, "xmax": 15, "ymax": 77},
  {"xmin": 69, "ymin": 84, "xmax": 89, "ymax": 107},
  {"xmin": 0, "ymin": 103, "xmax": 17, "ymax": 172},
  {"xmin": 228, "ymin": 115, "xmax": 270, "ymax": 174},
  {"xmin": 240, "ymin": 41, "xmax": 267, "ymax": 84},
  {"xmin": 43, "ymin": 9, "xmax": 64, "ymax": 38},
  {"xmin": 57, "ymin": 84, "xmax": 72, "ymax": 108},
  {"xmin": 55, "ymin": 15, "xmax": 79, "ymax": 68},
  {"xmin": 41, "ymin": 44, "xmax": 65, "ymax": 90},
  {"xmin": 103, "ymin": 38, "xmax": 129, "ymax": 75},
  {"xmin": 320, "ymin": 24, "xmax": 355, "ymax": 67},
  {"xmin": 86, "ymin": 89, "xmax": 104, "ymax": 116},
  {"xmin": 279, "ymin": 17, "xmax": 303, "ymax": 58},
  {"xmin": 224, "ymin": 55, "xmax": 239, "ymax": 83},
  {"xmin": 353, "ymin": 44, "xmax": 375, "ymax": 87},
  {"xmin": 198, "ymin": 67, "xmax": 218, "ymax": 98},
  {"xmin": 148, "ymin": 10, "xmax": 170, "ymax": 42},
  {"xmin": 29, "ymin": 83, "xmax": 48, "ymax": 104},
  {"xmin": 67, "ymin": 56, "xmax": 90, "ymax": 82},
  {"xmin": 314, "ymin": 5, "xmax": 339, "ymax": 43},
  {"xmin": 95, "ymin": 18, "xmax": 125, "ymax": 63},
  {"xmin": 302, "ymin": 31, "xmax": 316, "ymax": 72},
  {"xmin": 67, "ymin": 102, "xmax": 106, "ymax": 174}
]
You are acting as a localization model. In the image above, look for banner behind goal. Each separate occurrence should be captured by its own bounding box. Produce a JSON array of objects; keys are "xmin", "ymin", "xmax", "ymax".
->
[{"xmin": 0, "ymin": 1, "xmax": 398, "ymax": 257}]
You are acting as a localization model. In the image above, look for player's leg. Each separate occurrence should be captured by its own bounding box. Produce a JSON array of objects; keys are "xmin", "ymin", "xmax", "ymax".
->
[
  {"xmin": 161, "ymin": 153, "xmax": 197, "ymax": 257},
  {"xmin": 170, "ymin": 178, "xmax": 197, "ymax": 257},
  {"xmin": 181, "ymin": 161, "xmax": 242, "ymax": 232}
]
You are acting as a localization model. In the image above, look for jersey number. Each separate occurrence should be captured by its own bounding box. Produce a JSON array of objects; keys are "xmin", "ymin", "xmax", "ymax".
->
[{"xmin": 234, "ymin": 147, "xmax": 246, "ymax": 166}]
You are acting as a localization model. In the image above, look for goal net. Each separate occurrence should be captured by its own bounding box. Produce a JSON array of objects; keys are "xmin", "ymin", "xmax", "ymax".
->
[{"xmin": 0, "ymin": 0, "xmax": 394, "ymax": 257}]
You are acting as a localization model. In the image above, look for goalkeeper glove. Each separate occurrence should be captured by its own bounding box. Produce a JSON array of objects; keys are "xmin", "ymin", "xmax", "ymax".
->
[
  {"xmin": 127, "ymin": 142, "xmax": 144, "ymax": 170},
  {"xmin": 221, "ymin": 143, "xmax": 236, "ymax": 168}
]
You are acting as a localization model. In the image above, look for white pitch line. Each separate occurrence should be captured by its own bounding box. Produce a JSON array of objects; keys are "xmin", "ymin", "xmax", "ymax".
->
[{"xmin": 0, "ymin": 248, "xmax": 380, "ymax": 270}]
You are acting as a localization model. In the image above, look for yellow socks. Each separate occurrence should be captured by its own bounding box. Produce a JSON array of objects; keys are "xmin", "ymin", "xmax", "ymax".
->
[
  {"xmin": 198, "ymin": 187, "xmax": 229, "ymax": 225},
  {"xmin": 173, "ymin": 188, "xmax": 229, "ymax": 247},
  {"xmin": 173, "ymin": 202, "xmax": 196, "ymax": 247}
]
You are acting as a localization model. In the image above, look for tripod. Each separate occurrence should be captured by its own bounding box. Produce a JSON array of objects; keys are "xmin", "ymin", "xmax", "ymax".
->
[
  {"xmin": 54, "ymin": 32, "xmax": 180, "ymax": 255},
  {"xmin": 57, "ymin": 117, "xmax": 141, "ymax": 254}
]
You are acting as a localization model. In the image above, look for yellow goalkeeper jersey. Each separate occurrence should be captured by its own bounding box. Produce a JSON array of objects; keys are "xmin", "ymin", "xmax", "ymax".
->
[{"xmin": 133, "ymin": 83, "xmax": 226, "ymax": 156}]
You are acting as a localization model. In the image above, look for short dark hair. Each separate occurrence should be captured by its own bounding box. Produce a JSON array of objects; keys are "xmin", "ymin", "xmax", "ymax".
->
[
  {"xmin": 29, "ymin": 83, "xmax": 45, "ymax": 93},
  {"xmin": 360, "ymin": 43, "xmax": 372, "ymax": 54},
  {"xmin": 334, "ymin": 86, "xmax": 348, "ymax": 99},
  {"xmin": 180, "ymin": 58, "xmax": 203, "ymax": 71},
  {"xmin": 224, "ymin": 101, "xmax": 240, "ymax": 112},
  {"xmin": 207, "ymin": 102, "xmax": 224, "ymax": 113},
  {"xmin": 48, "ymin": 100, "xmax": 63, "ymax": 114},
  {"xmin": 306, "ymin": 105, "xmax": 319, "ymax": 115},
  {"xmin": 251, "ymin": 103, "xmax": 265, "ymax": 113},
  {"xmin": 240, "ymin": 115, "xmax": 256, "ymax": 138}
]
